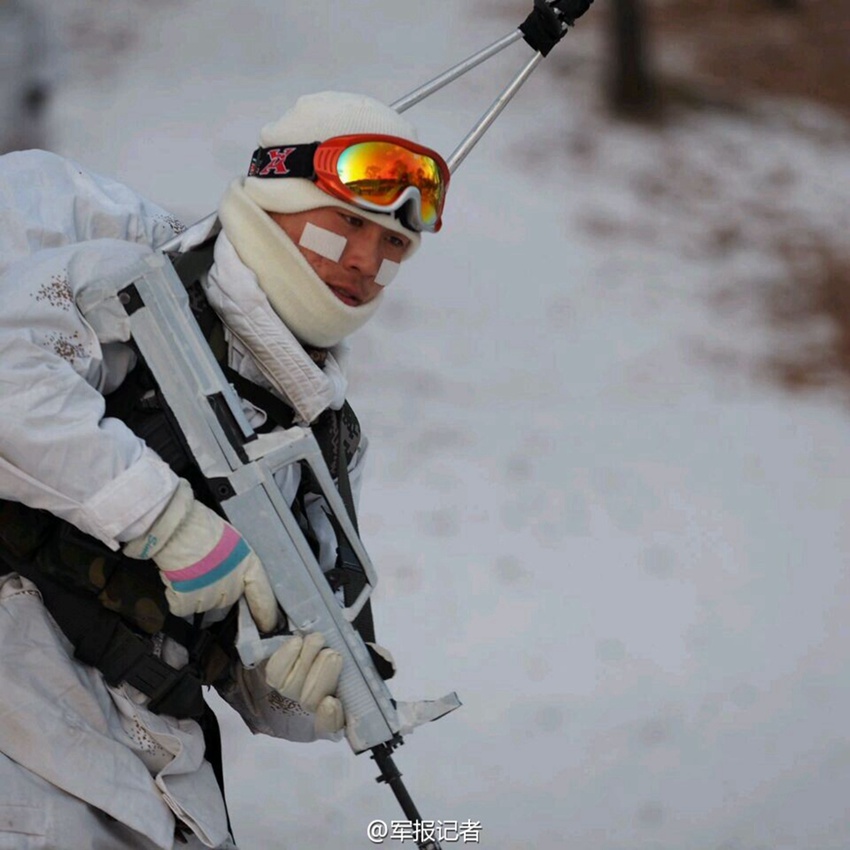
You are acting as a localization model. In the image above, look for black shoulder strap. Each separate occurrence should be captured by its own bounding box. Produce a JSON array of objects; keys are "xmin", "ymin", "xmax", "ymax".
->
[
  {"xmin": 168, "ymin": 240, "xmax": 378, "ymax": 643},
  {"xmin": 11, "ymin": 558, "xmax": 206, "ymax": 718},
  {"xmin": 220, "ymin": 365, "xmax": 296, "ymax": 434},
  {"xmin": 322, "ymin": 406, "xmax": 376, "ymax": 644},
  {"xmin": 168, "ymin": 237, "xmax": 217, "ymax": 293}
]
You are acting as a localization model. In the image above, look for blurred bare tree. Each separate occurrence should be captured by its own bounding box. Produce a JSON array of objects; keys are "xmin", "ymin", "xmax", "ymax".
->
[
  {"xmin": 605, "ymin": 0, "xmax": 661, "ymax": 120},
  {"xmin": 493, "ymin": 0, "xmax": 663, "ymax": 121},
  {"xmin": 0, "ymin": 0, "xmax": 51, "ymax": 152}
]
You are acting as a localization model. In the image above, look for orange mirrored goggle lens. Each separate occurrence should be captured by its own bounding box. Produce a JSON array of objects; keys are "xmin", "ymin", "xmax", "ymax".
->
[{"xmin": 334, "ymin": 140, "xmax": 447, "ymax": 228}]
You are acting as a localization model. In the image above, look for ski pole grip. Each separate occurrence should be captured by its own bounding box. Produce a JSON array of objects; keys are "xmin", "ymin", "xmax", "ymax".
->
[
  {"xmin": 520, "ymin": 0, "xmax": 564, "ymax": 56},
  {"xmin": 520, "ymin": 0, "xmax": 594, "ymax": 56}
]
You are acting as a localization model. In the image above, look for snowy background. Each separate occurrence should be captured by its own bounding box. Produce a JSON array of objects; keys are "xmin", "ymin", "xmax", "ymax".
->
[{"xmin": 14, "ymin": 0, "xmax": 850, "ymax": 847}]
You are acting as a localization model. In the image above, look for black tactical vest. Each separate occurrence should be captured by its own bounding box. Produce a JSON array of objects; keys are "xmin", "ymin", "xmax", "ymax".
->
[{"xmin": 0, "ymin": 240, "xmax": 370, "ymax": 718}]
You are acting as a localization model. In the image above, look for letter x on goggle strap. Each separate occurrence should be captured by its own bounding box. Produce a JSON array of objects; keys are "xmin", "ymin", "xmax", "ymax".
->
[{"xmin": 247, "ymin": 134, "xmax": 450, "ymax": 233}]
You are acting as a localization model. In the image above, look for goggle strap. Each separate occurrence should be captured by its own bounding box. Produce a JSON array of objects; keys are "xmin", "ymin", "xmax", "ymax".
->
[
  {"xmin": 247, "ymin": 143, "xmax": 319, "ymax": 179},
  {"xmin": 245, "ymin": 136, "xmax": 447, "ymax": 232}
]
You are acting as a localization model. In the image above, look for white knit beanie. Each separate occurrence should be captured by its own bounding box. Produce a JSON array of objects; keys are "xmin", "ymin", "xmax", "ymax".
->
[
  {"xmin": 219, "ymin": 91, "xmax": 422, "ymax": 347},
  {"xmin": 245, "ymin": 91, "xmax": 422, "ymax": 254}
]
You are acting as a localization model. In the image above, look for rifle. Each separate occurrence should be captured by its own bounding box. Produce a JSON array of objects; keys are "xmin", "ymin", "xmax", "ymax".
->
[{"xmin": 81, "ymin": 251, "xmax": 460, "ymax": 850}]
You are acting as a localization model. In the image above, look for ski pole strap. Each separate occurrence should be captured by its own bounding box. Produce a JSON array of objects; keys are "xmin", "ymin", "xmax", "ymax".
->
[{"xmin": 12, "ymin": 562, "xmax": 206, "ymax": 718}]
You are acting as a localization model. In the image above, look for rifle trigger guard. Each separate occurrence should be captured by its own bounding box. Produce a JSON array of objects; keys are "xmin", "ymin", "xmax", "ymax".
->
[{"xmin": 234, "ymin": 597, "xmax": 289, "ymax": 668}]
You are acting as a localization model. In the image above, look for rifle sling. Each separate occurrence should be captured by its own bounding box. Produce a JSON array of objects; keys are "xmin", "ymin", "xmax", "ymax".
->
[
  {"xmin": 173, "ymin": 241, "xmax": 378, "ymax": 643},
  {"xmin": 11, "ymin": 558, "xmax": 206, "ymax": 719}
]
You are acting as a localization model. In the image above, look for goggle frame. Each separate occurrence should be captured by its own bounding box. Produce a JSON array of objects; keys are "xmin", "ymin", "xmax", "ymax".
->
[
  {"xmin": 248, "ymin": 134, "xmax": 450, "ymax": 233},
  {"xmin": 313, "ymin": 134, "xmax": 450, "ymax": 233}
]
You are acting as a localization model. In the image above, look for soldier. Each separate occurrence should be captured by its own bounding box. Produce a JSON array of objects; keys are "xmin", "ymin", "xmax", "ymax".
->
[{"xmin": 0, "ymin": 91, "xmax": 448, "ymax": 849}]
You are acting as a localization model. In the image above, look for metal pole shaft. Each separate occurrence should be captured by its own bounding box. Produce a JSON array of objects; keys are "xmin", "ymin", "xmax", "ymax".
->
[
  {"xmin": 391, "ymin": 30, "xmax": 524, "ymax": 114},
  {"xmin": 446, "ymin": 51, "xmax": 544, "ymax": 173}
]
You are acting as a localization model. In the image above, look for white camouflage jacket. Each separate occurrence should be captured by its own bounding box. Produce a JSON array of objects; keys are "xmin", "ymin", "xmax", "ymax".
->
[{"xmin": 0, "ymin": 150, "xmax": 366, "ymax": 849}]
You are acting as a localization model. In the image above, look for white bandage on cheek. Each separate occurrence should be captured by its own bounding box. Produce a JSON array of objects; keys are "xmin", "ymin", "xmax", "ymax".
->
[
  {"xmin": 299, "ymin": 222, "xmax": 346, "ymax": 262},
  {"xmin": 375, "ymin": 259, "xmax": 400, "ymax": 288},
  {"xmin": 300, "ymin": 222, "xmax": 400, "ymax": 288}
]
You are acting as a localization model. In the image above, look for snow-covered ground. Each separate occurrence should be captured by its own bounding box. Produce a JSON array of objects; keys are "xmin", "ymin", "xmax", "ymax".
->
[{"xmin": 35, "ymin": 1, "xmax": 850, "ymax": 847}]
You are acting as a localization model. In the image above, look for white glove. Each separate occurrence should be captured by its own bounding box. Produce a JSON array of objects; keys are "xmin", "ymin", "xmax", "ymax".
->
[
  {"xmin": 265, "ymin": 632, "xmax": 344, "ymax": 738},
  {"xmin": 124, "ymin": 479, "xmax": 278, "ymax": 632}
]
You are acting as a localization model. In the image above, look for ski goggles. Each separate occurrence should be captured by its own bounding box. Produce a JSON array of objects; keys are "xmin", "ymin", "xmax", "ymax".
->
[{"xmin": 248, "ymin": 134, "xmax": 450, "ymax": 233}]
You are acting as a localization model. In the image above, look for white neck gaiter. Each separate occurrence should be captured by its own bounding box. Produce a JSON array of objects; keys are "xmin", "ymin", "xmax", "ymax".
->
[
  {"xmin": 203, "ymin": 232, "xmax": 349, "ymax": 424},
  {"xmin": 217, "ymin": 180, "xmax": 382, "ymax": 348}
]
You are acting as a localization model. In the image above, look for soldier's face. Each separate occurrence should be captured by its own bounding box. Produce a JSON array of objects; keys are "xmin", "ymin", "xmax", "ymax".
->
[{"xmin": 270, "ymin": 207, "xmax": 409, "ymax": 306}]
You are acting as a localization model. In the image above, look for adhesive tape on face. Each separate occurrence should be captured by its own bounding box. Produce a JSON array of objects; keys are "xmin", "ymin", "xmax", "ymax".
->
[
  {"xmin": 299, "ymin": 222, "xmax": 346, "ymax": 262},
  {"xmin": 375, "ymin": 259, "xmax": 400, "ymax": 287}
]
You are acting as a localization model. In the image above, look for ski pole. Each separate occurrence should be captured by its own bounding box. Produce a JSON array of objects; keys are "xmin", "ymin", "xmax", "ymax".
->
[
  {"xmin": 393, "ymin": 0, "xmax": 593, "ymax": 172},
  {"xmin": 155, "ymin": 1, "xmax": 593, "ymax": 251},
  {"xmin": 444, "ymin": 51, "xmax": 544, "ymax": 173},
  {"xmin": 390, "ymin": 31, "xmax": 525, "ymax": 114}
]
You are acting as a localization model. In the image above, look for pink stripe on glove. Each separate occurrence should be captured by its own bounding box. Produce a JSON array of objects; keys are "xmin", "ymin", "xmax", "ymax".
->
[{"xmin": 164, "ymin": 524, "xmax": 242, "ymax": 583}]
